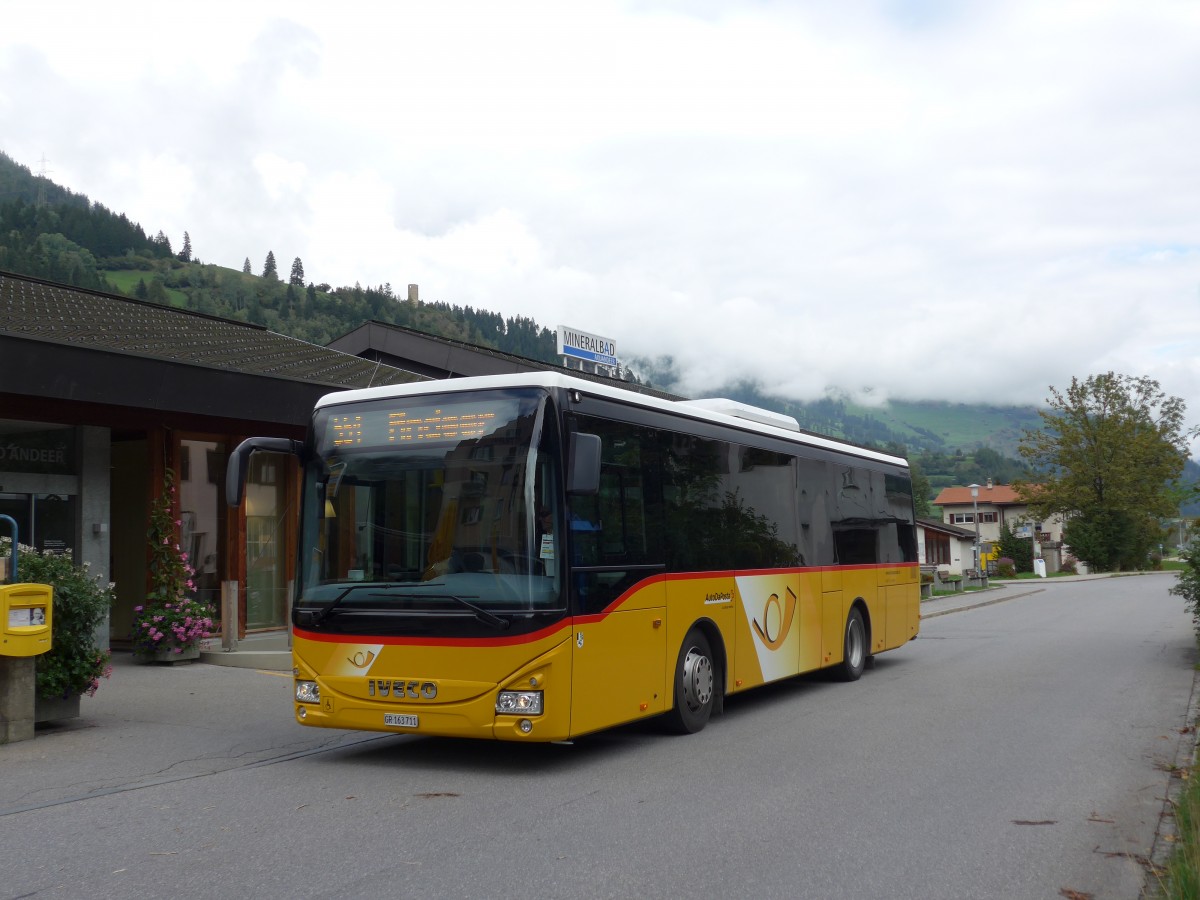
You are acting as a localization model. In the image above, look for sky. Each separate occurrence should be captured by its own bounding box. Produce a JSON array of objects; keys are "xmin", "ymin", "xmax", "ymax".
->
[{"xmin": 3, "ymin": 1, "xmax": 1200, "ymax": 444}]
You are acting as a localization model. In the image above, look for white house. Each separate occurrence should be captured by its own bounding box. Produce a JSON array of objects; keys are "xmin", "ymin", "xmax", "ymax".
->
[{"xmin": 933, "ymin": 479, "xmax": 1067, "ymax": 572}]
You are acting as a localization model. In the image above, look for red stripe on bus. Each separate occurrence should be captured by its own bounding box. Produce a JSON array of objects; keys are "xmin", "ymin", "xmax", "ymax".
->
[{"xmin": 295, "ymin": 563, "xmax": 916, "ymax": 644}]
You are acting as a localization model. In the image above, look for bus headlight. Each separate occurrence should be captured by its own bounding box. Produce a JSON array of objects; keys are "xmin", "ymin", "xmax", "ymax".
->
[
  {"xmin": 496, "ymin": 690, "xmax": 543, "ymax": 715},
  {"xmin": 296, "ymin": 680, "xmax": 320, "ymax": 704}
]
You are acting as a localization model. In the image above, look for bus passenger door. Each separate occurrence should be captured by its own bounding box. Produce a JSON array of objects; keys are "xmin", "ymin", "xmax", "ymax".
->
[{"xmin": 570, "ymin": 576, "xmax": 667, "ymax": 737}]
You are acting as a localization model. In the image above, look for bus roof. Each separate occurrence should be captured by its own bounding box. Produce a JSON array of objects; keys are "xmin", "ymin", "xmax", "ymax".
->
[{"xmin": 315, "ymin": 371, "xmax": 908, "ymax": 468}]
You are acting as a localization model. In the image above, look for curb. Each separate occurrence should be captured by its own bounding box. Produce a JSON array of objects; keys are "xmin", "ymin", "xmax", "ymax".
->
[
  {"xmin": 921, "ymin": 587, "xmax": 1045, "ymax": 619},
  {"xmin": 1143, "ymin": 640, "xmax": 1200, "ymax": 895}
]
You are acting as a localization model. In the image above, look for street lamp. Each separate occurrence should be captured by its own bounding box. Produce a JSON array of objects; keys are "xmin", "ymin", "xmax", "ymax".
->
[{"xmin": 969, "ymin": 483, "xmax": 981, "ymax": 574}]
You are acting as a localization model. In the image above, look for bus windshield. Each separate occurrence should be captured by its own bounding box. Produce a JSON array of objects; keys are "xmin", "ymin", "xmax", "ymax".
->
[{"xmin": 296, "ymin": 387, "xmax": 565, "ymax": 634}]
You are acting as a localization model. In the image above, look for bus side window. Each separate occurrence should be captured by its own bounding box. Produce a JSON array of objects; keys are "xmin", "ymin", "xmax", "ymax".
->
[{"xmin": 598, "ymin": 467, "xmax": 625, "ymax": 558}]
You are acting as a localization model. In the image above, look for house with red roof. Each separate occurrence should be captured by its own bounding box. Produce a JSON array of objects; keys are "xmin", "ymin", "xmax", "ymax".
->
[{"xmin": 932, "ymin": 479, "xmax": 1067, "ymax": 572}]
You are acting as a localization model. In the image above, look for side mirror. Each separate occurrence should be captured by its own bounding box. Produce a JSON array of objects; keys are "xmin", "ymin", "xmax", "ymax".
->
[
  {"xmin": 566, "ymin": 432, "xmax": 601, "ymax": 495},
  {"xmin": 226, "ymin": 437, "xmax": 302, "ymax": 507}
]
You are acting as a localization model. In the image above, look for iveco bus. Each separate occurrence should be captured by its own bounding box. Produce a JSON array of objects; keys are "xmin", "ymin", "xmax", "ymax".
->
[{"xmin": 227, "ymin": 372, "xmax": 919, "ymax": 741}]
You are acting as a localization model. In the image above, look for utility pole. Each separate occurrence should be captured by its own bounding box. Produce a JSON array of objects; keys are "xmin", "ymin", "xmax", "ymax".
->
[{"xmin": 969, "ymin": 484, "xmax": 980, "ymax": 573}]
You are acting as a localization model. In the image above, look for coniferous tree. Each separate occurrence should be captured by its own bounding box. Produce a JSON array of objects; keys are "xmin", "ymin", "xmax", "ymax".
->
[
  {"xmin": 178, "ymin": 231, "xmax": 192, "ymax": 262},
  {"xmin": 909, "ymin": 460, "xmax": 933, "ymax": 518},
  {"xmin": 996, "ymin": 523, "xmax": 1033, "ymax": 574},
  {"xmin": 262, "ymin": 251, "xmax": 278, "ymax": 280},
  {"xmin": 242, "ymin": 257, "xmax": 252, "ymax": 274},
  {"xmin": 289, "ymin": 257, "xmax": 305, "ymax": 286},
  {"xmin": 146, "ymin": 277, "xmax": 167, "ymax": 303}
]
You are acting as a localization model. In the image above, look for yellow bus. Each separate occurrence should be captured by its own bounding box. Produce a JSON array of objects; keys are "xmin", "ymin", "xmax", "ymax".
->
[{"xmin": 228, "ymin": 372, "xmax": 919, "ymax": 741}]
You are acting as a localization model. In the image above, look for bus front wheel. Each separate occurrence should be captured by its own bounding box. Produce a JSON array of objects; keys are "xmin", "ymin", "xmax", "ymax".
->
[
  {"xmin": 666, "ymin": 628, "xmax": 715, "ymax": 734},
  {"xmin": 837, "ymin": 607, "xmax": 866, "ymax": 682}
]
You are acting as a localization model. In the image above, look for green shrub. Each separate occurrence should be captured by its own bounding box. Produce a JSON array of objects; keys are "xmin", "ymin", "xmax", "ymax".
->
[
  {"xmin": 1170, "ymin": 544, "xmax": 1200, "ymax": 639},
  {"xmin": 2, "ymin": 539, "xmax": 114, "ymax": 700}
]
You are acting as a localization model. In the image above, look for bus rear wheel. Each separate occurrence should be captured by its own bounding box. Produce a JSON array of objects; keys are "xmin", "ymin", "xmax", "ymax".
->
[
  {"xmin": 837, "ymin": 607, "xmax": 866, "ymax": 682},
  {"xmin": 666, "ymin": 629, "xmax": 715, "ymax": 734}
]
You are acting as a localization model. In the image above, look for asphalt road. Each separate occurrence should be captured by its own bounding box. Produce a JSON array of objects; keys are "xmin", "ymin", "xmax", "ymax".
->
[{"xmin": 1, "ymin": 573, "xmax": 1194, "ymax": 899}]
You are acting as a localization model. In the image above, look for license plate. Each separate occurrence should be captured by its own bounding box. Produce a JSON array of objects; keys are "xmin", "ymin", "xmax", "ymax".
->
[{"xmin": 383, "ymin": 713, "xmax": 418, "ymax": 728}]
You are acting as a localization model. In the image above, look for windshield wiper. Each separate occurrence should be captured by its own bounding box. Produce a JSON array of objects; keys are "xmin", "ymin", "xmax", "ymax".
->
[
  {"xmin": 434, "ymin": 590, "xmax": 511, "ymax": 630},
  {"xmin": 308, "ymin": 583, "xmax": 377, "ymax": 626},
  {"xmin": 307, "ymin": 583, "xmax": 510, "ymax": 630}
]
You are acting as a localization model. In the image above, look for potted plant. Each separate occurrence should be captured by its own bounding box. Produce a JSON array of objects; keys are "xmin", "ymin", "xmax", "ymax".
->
[
  {"xmin": 1, "ymin": 537, "xmax": 114, "ymax": 720},
  {"xmin": 131, "ymin": 468, "xmax": 215, "ymax": 662}
]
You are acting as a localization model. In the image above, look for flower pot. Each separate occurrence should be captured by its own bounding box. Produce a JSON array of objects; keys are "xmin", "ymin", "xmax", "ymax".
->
[
  {"xmin": 137, "ymin": 644, "xmax": 201, "ymax": 665},
  {"xmin": 35, "ymin": 692, "xmax": 81, "ymax": 724}
]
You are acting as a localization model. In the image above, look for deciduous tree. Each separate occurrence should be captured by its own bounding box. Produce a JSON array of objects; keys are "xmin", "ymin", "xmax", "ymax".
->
[{"xmin": 1016, "ymin": 373, "xmax": 1191, "ymax": 571}]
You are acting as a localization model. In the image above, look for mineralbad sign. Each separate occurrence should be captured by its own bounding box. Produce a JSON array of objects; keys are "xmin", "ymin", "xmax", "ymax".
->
[{"xmin": 556, "ymin": 326, "xmax": 618, "ymax": 367}]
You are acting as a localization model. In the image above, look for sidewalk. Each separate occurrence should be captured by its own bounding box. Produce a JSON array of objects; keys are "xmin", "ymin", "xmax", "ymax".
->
[
  {"xmin": 0, "ymin": 650, "xmax": 359, "ymax": 817},
  {"xmin": 199, "ymin": 629, "xmax": 292, "ymax": 671},
  {"xmin": 920, "ymin": 570, "xmax": 1171, "ymax": 618}
]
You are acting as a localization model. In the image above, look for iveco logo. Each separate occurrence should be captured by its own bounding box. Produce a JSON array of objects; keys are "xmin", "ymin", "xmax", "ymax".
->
[{"xmin": 368, "ymin": 679, "xmax": 438, "ymax": 700}]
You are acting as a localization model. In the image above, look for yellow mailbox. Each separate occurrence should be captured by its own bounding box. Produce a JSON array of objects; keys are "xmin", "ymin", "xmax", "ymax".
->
[{"xmin": 0, "ymin": 583, "xmax": 53, "ymax": 657}]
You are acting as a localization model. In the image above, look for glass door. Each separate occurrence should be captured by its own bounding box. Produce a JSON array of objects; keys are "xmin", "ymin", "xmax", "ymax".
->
[{"xmin": 244, "ymin": 452, "xmax": 291, "ymax": 630}]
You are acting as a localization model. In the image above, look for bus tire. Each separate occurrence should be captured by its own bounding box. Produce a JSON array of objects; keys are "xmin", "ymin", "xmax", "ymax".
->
[
  {"xmin": 665, "ymin": 628, "xmax": 715, "ymax": 734},
  {"xmin": 837, "ymin": 607, "xmax": 866, "ymax": 682}
]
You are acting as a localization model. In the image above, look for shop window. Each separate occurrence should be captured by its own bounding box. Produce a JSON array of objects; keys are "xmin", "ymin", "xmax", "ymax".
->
[{"xmin": 0, "ymin": 493, "xmax": 76, "ymax": 558}]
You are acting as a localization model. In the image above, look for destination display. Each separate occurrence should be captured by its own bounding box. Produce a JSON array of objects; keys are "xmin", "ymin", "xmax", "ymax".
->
[{"xmin": 327, "ymin": 402, "xmax": 502, "ymax": 448}]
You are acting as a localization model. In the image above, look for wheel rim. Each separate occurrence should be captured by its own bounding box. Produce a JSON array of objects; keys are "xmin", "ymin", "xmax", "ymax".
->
[
  {"xmin": 846, "ymin": 617, "xmax": 864, "ymax": 669},
  {"xmin": 681, "ymin": 645, "xmax": 713, "ymax": 712}
]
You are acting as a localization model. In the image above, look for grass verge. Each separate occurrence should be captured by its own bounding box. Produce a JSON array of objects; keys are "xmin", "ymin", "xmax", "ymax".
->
[{"xmin": 1159, "ymin": 760, "xmax": 1199, "ymax": 898}]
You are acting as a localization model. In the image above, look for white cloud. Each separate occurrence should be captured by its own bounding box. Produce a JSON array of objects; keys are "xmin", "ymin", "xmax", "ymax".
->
[{"xmin": 3, "ymin": 0, "xmax": 1200, "ymax": 440}]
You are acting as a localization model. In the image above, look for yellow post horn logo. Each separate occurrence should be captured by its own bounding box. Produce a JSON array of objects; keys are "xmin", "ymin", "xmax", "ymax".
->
[
  {"xmin": 347, "ymin": 650, "xmax": 376, "ymax": 668},
  {"xmin": 752, "ymin": 586, "xmax": 797, "ymax": 651}
]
